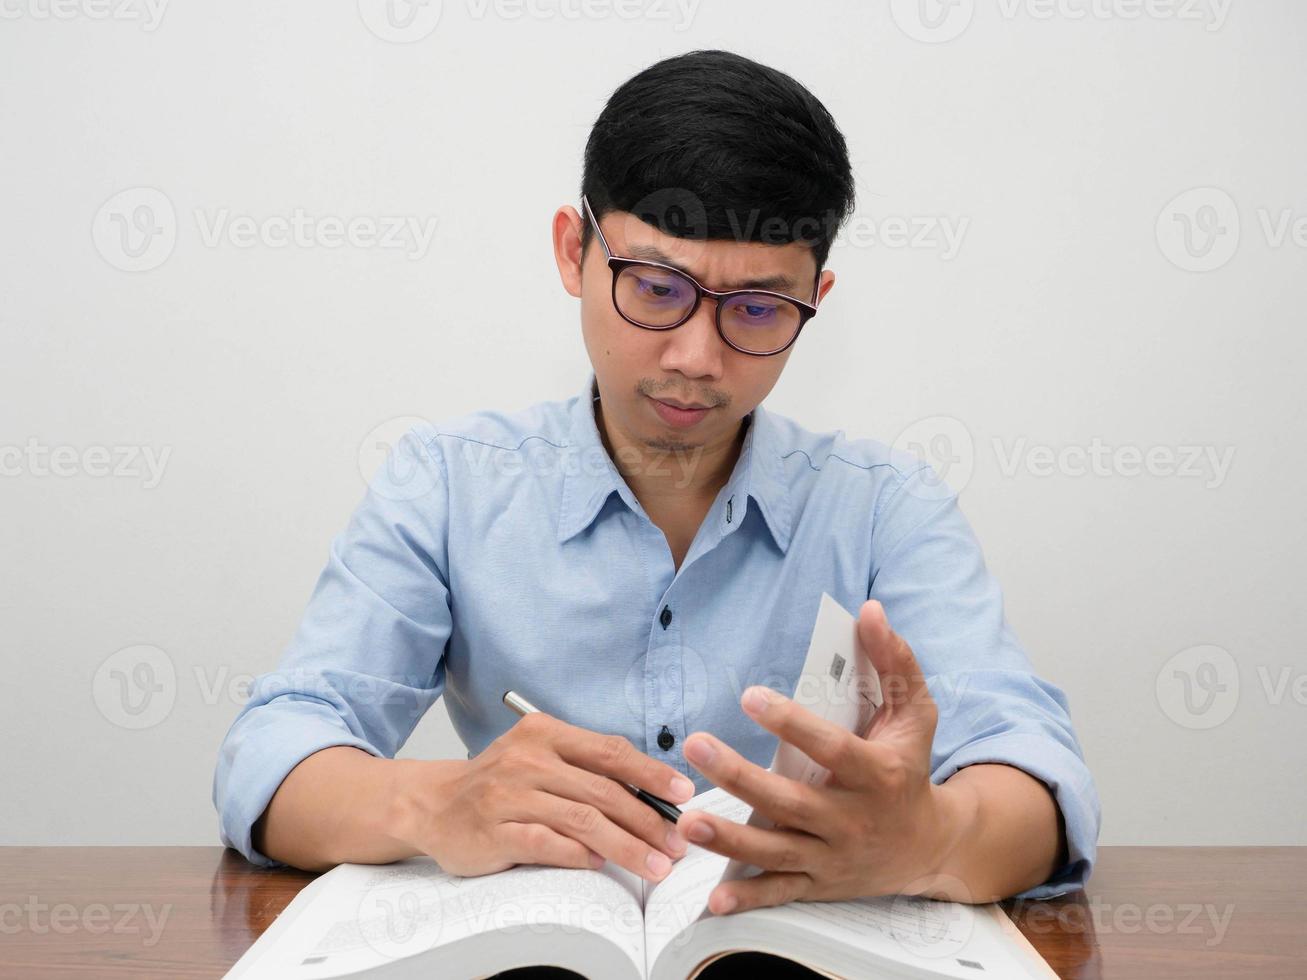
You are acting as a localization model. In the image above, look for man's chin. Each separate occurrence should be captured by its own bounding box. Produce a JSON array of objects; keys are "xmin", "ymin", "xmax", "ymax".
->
[{"xmin": 641, "ymin": 432, "xmax": 701, "ymax": 454}]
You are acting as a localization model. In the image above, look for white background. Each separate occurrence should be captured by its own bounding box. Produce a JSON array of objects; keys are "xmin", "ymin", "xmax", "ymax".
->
[{"xmin": 1, "ymin": 0, "xmax": 1303, "ymax": 849}]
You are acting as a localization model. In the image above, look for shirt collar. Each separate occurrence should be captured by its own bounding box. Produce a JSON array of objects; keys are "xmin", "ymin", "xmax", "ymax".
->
[{"xmin": 558, "ymin": 371, "xmax": 792, "ymax": 553}]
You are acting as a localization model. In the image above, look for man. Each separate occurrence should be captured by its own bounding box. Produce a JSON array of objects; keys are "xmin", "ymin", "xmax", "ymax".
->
[{"xmin": 214, "ymin": 49, "xmax": 1098, "ymax": 917}]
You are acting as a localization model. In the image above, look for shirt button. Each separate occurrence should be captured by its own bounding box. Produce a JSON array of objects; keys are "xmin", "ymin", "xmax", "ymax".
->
[
  {"xmin": 659, "ymin": 606, "xmax": 672, "ymax": 629},
  {"xmin": 657, "ymin": 725, "xmax": 675, "ymax": 750}
]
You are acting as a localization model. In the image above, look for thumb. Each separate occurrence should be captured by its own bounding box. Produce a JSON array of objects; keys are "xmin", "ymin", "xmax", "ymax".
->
[{"xmin": 857, "ymin": 599, "xmax": 936, "ymax": 733}]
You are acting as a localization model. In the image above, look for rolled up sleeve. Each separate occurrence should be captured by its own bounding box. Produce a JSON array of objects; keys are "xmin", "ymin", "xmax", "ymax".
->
[
  {"xmin": 213, "ymin": 424, "xmax": 454, "ymax": 866},
  {"xmin": 869, "ymin": 460, "xmax": 1100, "ymax": 900}
]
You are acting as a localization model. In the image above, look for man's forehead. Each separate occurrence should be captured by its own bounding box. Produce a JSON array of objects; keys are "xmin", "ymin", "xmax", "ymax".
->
[{"xmin": 614, "ymin": 215, "xmax": 815, "ymax": 293}]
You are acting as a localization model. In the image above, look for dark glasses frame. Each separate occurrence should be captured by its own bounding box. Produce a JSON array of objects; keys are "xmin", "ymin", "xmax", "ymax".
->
[{"xmin": 581, "ymin": 194, "xmax": 822, "ymax": 357}]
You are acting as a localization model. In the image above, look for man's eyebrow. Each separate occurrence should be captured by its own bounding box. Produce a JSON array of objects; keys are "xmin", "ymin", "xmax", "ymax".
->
[{"xmin": 625, "ymin": 243, "xmax": 800, "ymax": 293}]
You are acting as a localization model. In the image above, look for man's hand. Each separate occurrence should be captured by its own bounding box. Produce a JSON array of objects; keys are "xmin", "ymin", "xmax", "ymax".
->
[
  {"xmin": 389, "ymin": 713, "xmax": 695, "ymax": 883},
  {"xmin": 677, "ymin": 599, "xmax": 972, "ymax": 915}
]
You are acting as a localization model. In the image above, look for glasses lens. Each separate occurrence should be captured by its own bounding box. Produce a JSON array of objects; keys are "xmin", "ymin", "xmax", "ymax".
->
[
  {"xmin": 720, "ymin": 293, "xmax": 803, "ymax": 354},
  {"xmin": 614, "ymin": 265, "xmax": 696, "ymax": 327}
]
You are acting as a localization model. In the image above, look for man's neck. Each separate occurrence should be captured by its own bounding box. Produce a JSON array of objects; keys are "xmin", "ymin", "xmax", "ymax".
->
[{"xmin": 594, "ymin": 397, "xmax": 748, "ymax": 510}]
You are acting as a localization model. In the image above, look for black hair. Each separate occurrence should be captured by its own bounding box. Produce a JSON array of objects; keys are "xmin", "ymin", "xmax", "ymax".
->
[{"xmin": 581, "ymin": 49, "xmax": 855, "ymax": 274}]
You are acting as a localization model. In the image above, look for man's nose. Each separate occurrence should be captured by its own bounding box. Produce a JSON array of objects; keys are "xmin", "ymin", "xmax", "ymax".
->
[{"xmin": 658, "ymin": 300, "xmax": 725, "ymax": 377}]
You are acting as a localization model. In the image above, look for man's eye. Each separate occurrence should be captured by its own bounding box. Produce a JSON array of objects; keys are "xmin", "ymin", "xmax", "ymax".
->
[{"xmin": 639, "ymin": 278, "xmax": 678, "ymax": 298}]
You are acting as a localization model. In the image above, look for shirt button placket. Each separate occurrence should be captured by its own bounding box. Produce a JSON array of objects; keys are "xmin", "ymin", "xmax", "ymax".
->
[{"xmin": 649, "ymin": 602, "xmax": 684, "ymax": 770}]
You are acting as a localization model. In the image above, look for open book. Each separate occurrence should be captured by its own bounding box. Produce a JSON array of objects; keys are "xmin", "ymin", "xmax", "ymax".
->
[
  {"xmin": 226, "ymin": 594, "xmax": 1057, "ymax": 977},
  {"xmin": 224, "ymin": 784, "xmax": 1054, "ymax": 980}
]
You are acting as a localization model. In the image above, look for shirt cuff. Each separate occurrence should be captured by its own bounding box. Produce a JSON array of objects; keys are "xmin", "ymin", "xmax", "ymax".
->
[
  {"xmin": 214, "ymin": 699, "xmax": 383, "ymax": 867},
  {"xmin": 931, "ymin": 731, "xmax": 1100, "ymax": 900}
]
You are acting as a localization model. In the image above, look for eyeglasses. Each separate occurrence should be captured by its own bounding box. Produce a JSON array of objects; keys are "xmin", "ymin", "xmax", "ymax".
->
[{"xmin": 581, "ymin": 194, "xmax": 821, "ymax": 357}]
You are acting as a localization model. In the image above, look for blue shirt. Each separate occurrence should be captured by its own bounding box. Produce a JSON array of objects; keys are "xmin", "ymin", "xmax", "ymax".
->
[{"xmin": 213, "ymin": 370, "xmax": 1099, "ymax": 900}]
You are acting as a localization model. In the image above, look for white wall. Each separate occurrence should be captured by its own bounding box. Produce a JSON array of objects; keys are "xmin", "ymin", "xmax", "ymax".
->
[{"xmin": 2, "ymin": 0, "xmax": 1303, "ymax": 848}]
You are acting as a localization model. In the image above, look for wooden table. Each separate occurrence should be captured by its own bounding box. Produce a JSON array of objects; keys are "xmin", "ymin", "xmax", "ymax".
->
[{"xmin": 0, "ymin": 847, "xmax": 1303, "ymax": 978}]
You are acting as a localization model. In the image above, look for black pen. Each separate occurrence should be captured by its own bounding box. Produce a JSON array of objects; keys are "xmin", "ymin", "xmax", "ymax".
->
[{"xmin": 502, "ymin": 690, "xmax": 684, "ymax": 823}]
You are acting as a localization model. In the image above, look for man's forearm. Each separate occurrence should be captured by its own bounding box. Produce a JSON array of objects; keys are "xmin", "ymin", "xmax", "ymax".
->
[
  {"xmin": 923, "ymin": 763, "xmax": 1068, "ymax": 903},
  {"xmin": 253, "ymin": 747, "xmax": 457, "ymax": 871}
]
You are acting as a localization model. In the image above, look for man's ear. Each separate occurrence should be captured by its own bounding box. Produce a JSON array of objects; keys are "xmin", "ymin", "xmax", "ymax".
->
[
  {"xmin": 552, "ymin": 206, "xmax": 585, "ymax": 299},
  {"xmin": 815, "ymin": 269, "xmax": 836, "ymax": 306}
]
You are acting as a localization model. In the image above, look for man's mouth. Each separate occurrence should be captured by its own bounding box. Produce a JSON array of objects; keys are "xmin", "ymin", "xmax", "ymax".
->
[{"xmin": 649, "ymin": 395, "xmax": 714, "ymax": 428}]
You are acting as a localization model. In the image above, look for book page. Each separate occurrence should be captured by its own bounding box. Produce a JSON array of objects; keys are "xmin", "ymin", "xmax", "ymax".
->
[
  {"xmin": 725, "ymin": 894, "xmax": 1048, "ymax": 979},
  {"xmin": 227, "ymin": 856, "xmax": 647, "ymax": 979},
  {"xmin": 641, "ymin": 786, "xmax": 748, "ymax": 967}
]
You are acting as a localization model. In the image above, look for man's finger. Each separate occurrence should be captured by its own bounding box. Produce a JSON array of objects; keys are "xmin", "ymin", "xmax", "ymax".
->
[
  {"xmin": 708, "ymin": 871, "xmax": 812, "ymax": 916},
  {"xmin": 682, "ymin": 732, "xmax": 829, "ymax": 834},
  {"xmin": 518, "ymin": 789, "xmax": 674, "ymax": 883},
  {"xmin": 547, "ymin": 761, "xmax": 688, "ymax": 859},
  {"xmin": 499, "ymin": 821, "xmax": 605, "ymax": 871},
  {"xmin": 739, "ymin": 685, "xmax": 875, "ymax": 791},
  {"xmin": 675, "ymin": 809, "xmax": 826, "ymax": 874},
  {"xmin": 548, "ymin": 717, "xmax": 695, "ymax": 804},
  {"xmin": 857, "ymin": 599, "xmax": 936, "ymax": 734}
]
